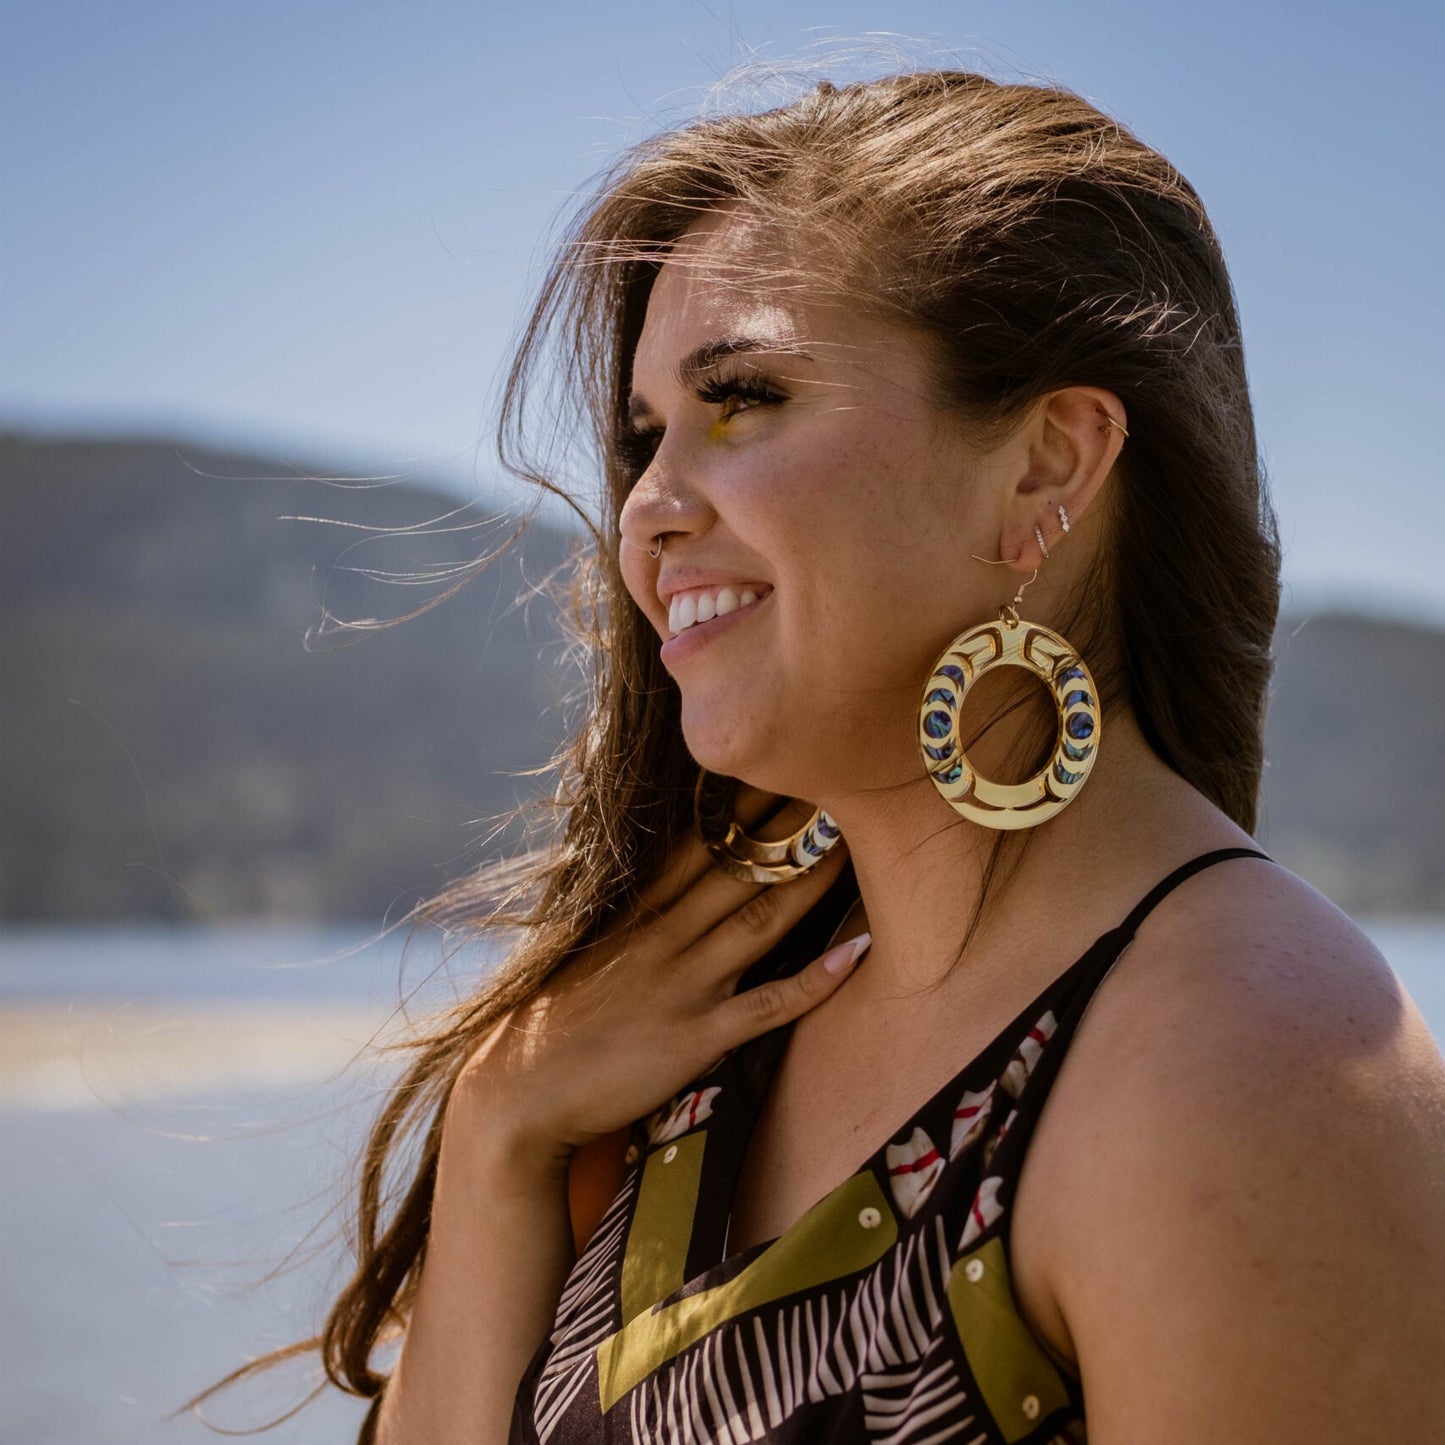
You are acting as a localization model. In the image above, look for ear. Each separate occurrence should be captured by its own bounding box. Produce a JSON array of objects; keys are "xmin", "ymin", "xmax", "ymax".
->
[{"xmin": 998, "ymin": 387, "xmax": 1127, "ymax": 572}]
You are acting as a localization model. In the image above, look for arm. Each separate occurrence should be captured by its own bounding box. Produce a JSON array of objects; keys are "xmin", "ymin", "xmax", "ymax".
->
[
  {"xmin": 1047, "ymin": 879, "xmax": 1445, "ymax": 1442},
  {"xmin": 373, "ymin": 1076, "xmax": 576, "ymax": 1445}
]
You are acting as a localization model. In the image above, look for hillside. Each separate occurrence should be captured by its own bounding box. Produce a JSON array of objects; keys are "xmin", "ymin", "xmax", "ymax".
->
[
  {"xmin": 2, "ymin": 430, "xmax": 1441, "ymax": 919},
  {"xmin": 1, "ymin": 431, "xmax": 578, "ymax": 921}
]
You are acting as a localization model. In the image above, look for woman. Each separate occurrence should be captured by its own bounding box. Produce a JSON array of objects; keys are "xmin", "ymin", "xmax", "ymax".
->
[{"xmin": 204, "ymin": 69, "xmax": 1445, "ymax": 1443}]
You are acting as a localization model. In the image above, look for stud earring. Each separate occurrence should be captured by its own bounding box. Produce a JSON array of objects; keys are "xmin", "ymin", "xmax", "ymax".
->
[
  {"xmin": 1034, "ymin": 524, "xmax": 1050, "ymax": 561},
  {"xmin": 1058, "ymin": 504, "xmax": 1070, "ymax": 533}
]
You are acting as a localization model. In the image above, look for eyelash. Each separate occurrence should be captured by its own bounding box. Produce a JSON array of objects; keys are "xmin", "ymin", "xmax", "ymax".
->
[
  {"xmin": 696, "ymin": 371, "xmax": 784, "ymax": 412},
  {"xmin": 617, "ymin": 370, "xmax": 785, "ymax": 473}
]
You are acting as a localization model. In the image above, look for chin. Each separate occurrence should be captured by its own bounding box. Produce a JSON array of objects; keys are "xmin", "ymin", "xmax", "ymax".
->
[
  {"xmin": 679, "ymin": 711, "xmax": 759, "ymax": 782},
  {"xmin": 681, "ymin": 734, "xmax": 814, "ymax": 808},
  {"xmin": 681, "ymin": 726, "xmax": 749, "ymax": 781}
]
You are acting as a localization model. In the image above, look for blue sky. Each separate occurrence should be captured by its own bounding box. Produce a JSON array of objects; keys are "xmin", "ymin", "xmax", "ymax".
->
[{"xmin": 4, "ymin": 0, "xmax": 1442, "ymax": 620}]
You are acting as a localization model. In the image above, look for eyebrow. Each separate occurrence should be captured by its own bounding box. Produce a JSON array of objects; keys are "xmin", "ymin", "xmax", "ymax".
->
[{"xmin": 626, "ymin": 335, "xmax": 814, "ymax": 423}]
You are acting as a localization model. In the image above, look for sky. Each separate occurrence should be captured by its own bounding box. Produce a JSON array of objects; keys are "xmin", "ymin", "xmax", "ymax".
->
[{"xmin": 3, "ymin": 0, "xmax": 1442, "ymax": 621}]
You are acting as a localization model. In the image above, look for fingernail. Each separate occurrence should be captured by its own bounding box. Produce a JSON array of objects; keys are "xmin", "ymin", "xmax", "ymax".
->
[{"xmin": 823, "ymin": 932, "xmax": 872, "ymax": 975}]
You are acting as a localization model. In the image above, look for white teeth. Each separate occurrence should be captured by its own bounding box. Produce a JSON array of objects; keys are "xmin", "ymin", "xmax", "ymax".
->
[{"xmin": 668, "ymin": 585, "xmax": 769, "ymax": 634}]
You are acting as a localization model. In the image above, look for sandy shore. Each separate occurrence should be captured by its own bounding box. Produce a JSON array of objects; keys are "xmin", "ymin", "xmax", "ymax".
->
[{"xmin": 0, "ymin": 1000, "xmax": 414, "ymax": 1111}]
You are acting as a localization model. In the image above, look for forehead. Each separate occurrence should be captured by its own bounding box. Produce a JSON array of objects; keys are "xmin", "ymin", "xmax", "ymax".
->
[
  {"xmin": 636, "ymin": 211, "xmax": 805, "ymax": 355},
  {"xmin": 632, "ymin": 210, "xmax": 915, "ymax": 387}
]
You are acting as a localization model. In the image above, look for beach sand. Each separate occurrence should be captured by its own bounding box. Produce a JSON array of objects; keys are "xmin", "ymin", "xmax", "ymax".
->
[{"xmin": 0, "ymin": 1000, "xmax": 411, "ymax": 1111}]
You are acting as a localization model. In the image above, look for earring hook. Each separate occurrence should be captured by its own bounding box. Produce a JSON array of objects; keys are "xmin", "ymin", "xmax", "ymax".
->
[{"xmin": 971, "ymin": 510, "xmax": 1068, "ymax": 625}]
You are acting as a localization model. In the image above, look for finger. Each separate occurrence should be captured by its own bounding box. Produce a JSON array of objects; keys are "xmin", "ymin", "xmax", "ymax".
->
[
  {"xmin": 673, "ymin": 841, "xmax": 852, "ymax": 977},
  {"xmin": 710, "ymin": 932, "xmax": 872, "ymax": 1050},
  {"xmin": 635, "ymin": 836, "xmax": 722, "ymax": 917}
]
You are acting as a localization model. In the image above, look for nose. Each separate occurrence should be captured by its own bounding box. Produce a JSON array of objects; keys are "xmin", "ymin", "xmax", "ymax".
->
[{"xmin": 616, "ymin": 448, "xmax": 713, "ymax": 559}]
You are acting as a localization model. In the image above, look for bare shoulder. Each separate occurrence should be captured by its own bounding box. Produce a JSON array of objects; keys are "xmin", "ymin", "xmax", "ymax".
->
[
  {"xmin": 1094, "ymin": 854, "xmax": 1441, "ymax": 1084},
  {"xmin": 1033, "ymin": 856, "xmax": 1445, "ymax": 1443}
]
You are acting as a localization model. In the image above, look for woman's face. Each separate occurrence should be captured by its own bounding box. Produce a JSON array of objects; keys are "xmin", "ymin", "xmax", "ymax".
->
[{"xmin": 618, "ymin": 211, "xmax": 1028, "ymax": 806}]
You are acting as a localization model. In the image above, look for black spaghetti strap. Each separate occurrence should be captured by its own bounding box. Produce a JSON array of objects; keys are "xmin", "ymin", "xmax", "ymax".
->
[
  {"xmin": 979, "ymin": 845, "xmax": 1276, "ymax": 1276},
  {"xmin": 1116, "ymin": 846, "xmax": 1273, "ymax": 940}
]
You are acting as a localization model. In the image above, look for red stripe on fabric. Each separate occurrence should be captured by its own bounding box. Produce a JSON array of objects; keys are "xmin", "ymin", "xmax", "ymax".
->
[{"xmin": 889, "ymin": 1149, "xmax": 941, "ymax": 1176}]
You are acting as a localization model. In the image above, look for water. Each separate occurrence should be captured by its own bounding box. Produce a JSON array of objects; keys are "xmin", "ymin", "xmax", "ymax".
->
[
  {"xmin": 0, "ymin": 923, "xmax": 489, "ymax": 1445},
  {"xmin": 0, "ymin": 920, "xmax": 496, "ymax": 1005},
  {"xmin": 1, "ymin": 919, "xmax": 1441, "ymax": 1443}
]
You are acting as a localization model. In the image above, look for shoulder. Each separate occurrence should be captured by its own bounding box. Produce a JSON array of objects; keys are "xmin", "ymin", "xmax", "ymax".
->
[
  {"xmin": 1086, "ymin": 855, "xmax": 1442, "ymax": 1111},
  {"xmin": 1095, "ymin": 854, "xmax": 1431, "ymax": 1064},
  {"xmin": 1035, "ymin": 857, "xmax": 1445, "ymax": 1442}
]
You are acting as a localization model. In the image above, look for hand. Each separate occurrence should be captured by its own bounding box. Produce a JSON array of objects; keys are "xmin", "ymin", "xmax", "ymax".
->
[{"xmin": 457, "ymin": 789, "xmax": 869, "ymax": 1162}]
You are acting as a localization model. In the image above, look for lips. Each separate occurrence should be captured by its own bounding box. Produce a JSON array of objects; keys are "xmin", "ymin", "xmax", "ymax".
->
[{"xmin": 658, "ymin": 588, "xmax": 771, "ymax": 668}]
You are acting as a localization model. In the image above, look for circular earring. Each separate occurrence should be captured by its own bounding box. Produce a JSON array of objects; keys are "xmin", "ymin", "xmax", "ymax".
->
[
  {"xmin": 693, "ymin": 768, "xmax": 843, "ymax": 884},
  {"xmin": 919, "ymin": 554, "xmax": 1101, "ymax": 830}
]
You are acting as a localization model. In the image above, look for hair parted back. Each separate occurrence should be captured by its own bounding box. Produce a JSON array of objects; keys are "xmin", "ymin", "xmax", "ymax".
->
[{"xmin": 186, "ymin": 63, "xmax": 1280, "ymax": 1437}]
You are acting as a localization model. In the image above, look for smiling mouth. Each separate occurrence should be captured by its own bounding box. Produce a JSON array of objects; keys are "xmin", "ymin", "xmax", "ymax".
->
[
  {"xmin": 659, "ymin": 589, "xmax": 771, "ymax": 658},
  {"xmin": 666, "ymin": 584, "xmax": 774, "ymax": 638}
]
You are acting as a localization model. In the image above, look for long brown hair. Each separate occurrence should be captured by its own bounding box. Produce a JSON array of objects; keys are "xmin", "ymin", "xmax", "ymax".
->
[{"xmin": 185, "ymin": 64, "xmax": 1280, "ymax": 1436}]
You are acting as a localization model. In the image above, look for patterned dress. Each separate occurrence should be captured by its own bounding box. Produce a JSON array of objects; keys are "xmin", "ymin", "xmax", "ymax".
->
[{"xmin": 510, "ymin": 847, "xmax": 1271, "ymax": 1444}]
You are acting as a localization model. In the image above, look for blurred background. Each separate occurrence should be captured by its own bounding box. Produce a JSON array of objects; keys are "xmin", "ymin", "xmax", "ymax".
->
[{"xmin": 3, "ymin": 2, "xmax": 1442, "ymax": 1440}]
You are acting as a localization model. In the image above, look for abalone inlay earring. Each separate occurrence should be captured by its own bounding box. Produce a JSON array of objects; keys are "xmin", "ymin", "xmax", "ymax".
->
[
  {"xmin": 694, "ymin": 769, "xmax": 843, "ymax": 884},
  {"xmin": 920, "ymin": 533, "xmax": 1101, "ymax": 830}
]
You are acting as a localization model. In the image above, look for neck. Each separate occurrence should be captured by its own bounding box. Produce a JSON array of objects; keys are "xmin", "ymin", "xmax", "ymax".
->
[{"xmin": 813, "ymin": 706, "xmax": 1222, "ymax": 1006}]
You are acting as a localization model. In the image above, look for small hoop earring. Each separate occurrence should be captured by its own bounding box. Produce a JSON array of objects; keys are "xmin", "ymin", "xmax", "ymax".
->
[
  {"xmin": 1096, "ymin": 406, "xmax": 1129, "ymax": 439},
  {"xmin": 694, "ymin": 769, "xmax": 843, "ymax": 883},
  {"xmin": 648, "ymin": 536, "xmax": 663, "ymax": 559}
]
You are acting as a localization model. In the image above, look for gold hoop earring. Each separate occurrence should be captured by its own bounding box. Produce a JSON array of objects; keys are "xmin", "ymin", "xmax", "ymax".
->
[
  {"xmin": 920, "ymin": 546, "xmax": 1101, "ymax": 829},
  {"xmin": 694, "ymin": 769, "xmax": 843, "ymax": 883},
  {"xmin": 1096, "ymin": 405, "xmax": 1129, "ymax": 439}
]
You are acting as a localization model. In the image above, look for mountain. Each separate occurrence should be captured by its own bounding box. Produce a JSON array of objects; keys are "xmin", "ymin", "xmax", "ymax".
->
[
  {"xmin": 1262, "ymin": 611, "xmax": 1445, "ymax": 914},
  {"xmin": 2, "ymin": 431, "xmax": 1441, "ymax": 920},
  {"xmin": 1, "ymin": 431, "xmax": 578, "ymax": 922}
]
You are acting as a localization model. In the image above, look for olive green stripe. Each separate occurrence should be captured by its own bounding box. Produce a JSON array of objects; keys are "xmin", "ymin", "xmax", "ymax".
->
[
  {"xmin": 598, "ymin": 1171, "xmax": 897, "ymax": 1412},
  {"xmin": 946, "ymin": 1235, "xmax": 1071, "ymax": 1441},
  {"xmin": 620, "ymin": 1133, "xmax": 708, "ymax": 1328}
]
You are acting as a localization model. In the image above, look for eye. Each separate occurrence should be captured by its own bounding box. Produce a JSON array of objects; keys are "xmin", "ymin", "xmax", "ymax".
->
[
  {"xmin": 695, "ymin": 369, "xmax": 786, "ymax": 420},
  {"xmin": 615, "ymin": 369, "xmax": 787, "ymax": 480}
]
